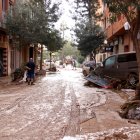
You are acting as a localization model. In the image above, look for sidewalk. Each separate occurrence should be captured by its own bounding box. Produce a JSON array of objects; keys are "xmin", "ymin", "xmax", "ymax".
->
[
  {"xmin": 0, "ymin": 76, "xmax": 12, "ymax": 83},
  {"xmin": 0, "ymin": 76, "xmax": 12, "ymax": 87}
]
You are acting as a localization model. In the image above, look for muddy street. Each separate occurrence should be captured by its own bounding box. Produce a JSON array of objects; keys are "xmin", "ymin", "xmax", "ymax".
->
[{"xmin": 0, "ymin": 68, "xmax": 140, "ymax": 140}]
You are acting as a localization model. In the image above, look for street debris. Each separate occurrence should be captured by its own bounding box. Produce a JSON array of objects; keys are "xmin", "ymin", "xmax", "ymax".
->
[
  {"xmin": 0, "ymin": 68, "xmax": 140, "ymax": 139},
  {"xmin": 119, "ymin": 100, "xmax": 140, "ymax": 119},
  {"xmin": 62, "ymin": 136, "xmax": 77, "ymax": 140},
  {"xmin": 63, "ymin": 126, "xmax": 140, "ymax": 140},
  {"xmin": 85, "ymin": 74, "xmax": 112, "ymax": 89}
]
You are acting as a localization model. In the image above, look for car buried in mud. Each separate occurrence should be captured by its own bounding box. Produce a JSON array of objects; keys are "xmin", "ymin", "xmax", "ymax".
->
[{"xmin": 86, "ymin": 52, "xmax": 139, "ymax": 88}]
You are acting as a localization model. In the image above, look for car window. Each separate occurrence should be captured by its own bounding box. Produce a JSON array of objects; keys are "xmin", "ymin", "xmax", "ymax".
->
[
  {"xmin": 117, "ymin": 54, "xmax": 128, "ymax": 63},
  {"xmin": 128, "ymin": 53, "xmax": 137, "ymax": 61},
  {"xmin": 104, "ymin": 56, "xmax": 116, "ymax": 66},
  {"xmin": 117, "ymin": 53, "xmax": 136, "ymax": 63}
]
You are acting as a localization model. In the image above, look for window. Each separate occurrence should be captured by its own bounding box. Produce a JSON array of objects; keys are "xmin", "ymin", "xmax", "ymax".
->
[
  {"xmin": 29, "ymin": 47, "xmax": 33, "ymax": 58},
  {"xmin": 124, "ymin": 45, "xmax": 129, "ymax": 52},
  {"xmin": 117, "ymin": 53, "xmax": 136, "ymax": 63},
  {"xmin": 117, "ymin": 54, "xmax": 128, "ymax": 63},
  {"xmin": 105, "ymin": 56, "xmax": 115, "ymax": 66},
  {"xmin": 128, "ymin": 53, "xmax": 137, "ymax": 61},
  {"xmin": 2, "ymin": 0, "xmax": 6, "ymax": 11}
]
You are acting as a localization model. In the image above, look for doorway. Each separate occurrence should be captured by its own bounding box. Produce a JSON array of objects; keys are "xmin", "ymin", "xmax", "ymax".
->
[{"xmin": 29, "ymin": 47, "xmax": 34, "ymax": 59}]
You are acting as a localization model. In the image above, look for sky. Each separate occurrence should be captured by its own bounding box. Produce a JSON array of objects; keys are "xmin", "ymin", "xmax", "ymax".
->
[{"xmin": 54, "ymin": 0, "xmax": 75, "ymax": 40}]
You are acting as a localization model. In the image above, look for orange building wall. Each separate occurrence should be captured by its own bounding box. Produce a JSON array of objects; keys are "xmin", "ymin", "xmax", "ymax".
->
[
  {"xmin": 0, "ymin": 0, "xmax": 16, "ymax": 76},
  {"xmin": 103, "ymin": 3, "xmax": 135, "ymax": 54},
  {"xmin": 0, "ymin": 0, "xmax": 15, "ymax": 22},
  {"xmin": 0, "ymin": 0, "xmax": 2, "ymax": 21}
]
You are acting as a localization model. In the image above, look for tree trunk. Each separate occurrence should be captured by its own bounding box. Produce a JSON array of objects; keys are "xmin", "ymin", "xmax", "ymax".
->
[
  {"xmin": 133, "ymin": 35, "xmax": 140, "ymax": 99},
  {"xmin": 49, "ymin": 52, "xmax": 52, "ymax": 70},
  {"xmin": 132, "ymin": 9, "xmax": 140, "ymax": 99},
  {"xmin": 40, "ymin": 44, "xmax": 43, "ymax": 70},
  {"xmin": 34, "ymin": 44, "xmax": 38, "ymax": 65}
]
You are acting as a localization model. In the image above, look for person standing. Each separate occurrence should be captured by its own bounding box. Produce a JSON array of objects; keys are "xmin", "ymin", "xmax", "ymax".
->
[
  {"xmin": 72, "ymin": 59, "xmax": 76, "ymax": 70},
  {"xmin": 25, "ymin": 58, "xmax": 36, "ymax": 85}
]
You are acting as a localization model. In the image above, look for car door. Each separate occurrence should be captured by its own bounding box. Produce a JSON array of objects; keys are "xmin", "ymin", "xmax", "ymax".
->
[
  {"xmin": 103, "ymin": 55, "xmax": 116, "ymax": 78},
  {"xmin": 116, "ymin": 53, "xmax": 138, "ymax": 80}
]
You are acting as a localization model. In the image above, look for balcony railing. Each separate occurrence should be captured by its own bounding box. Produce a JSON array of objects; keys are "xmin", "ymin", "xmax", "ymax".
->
[{"xmin": 106, "ymin": 18, "xmax": 127, "ymax": 40}]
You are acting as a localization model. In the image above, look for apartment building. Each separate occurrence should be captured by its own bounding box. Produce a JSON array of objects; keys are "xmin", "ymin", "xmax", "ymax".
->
[
  {"xmin": 0, "ymin": 0, "xmax": 35, "ymax": 77},
  {"xmin": 0, "ymin": 0, "xmax": 15, "ymax": 76},
  {"xmin": 103, "ymin": 2, "xmax": 135, "ymax": 55},
  {"xmin": 96, "ymin": 1, "xmax": 138, "ymax": 63},
  {"xmin": 95, "ymin": 0, "xmax": 111, "ymax": 63}
]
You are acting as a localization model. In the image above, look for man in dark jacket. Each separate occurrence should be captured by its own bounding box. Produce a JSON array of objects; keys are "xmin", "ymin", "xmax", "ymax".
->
[{"xmin": 26, "ymin": 58, "xmax": 36, "ymax": 85}]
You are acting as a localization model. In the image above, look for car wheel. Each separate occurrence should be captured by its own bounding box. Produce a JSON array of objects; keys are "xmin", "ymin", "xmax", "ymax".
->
[
  {"xmin": 127, "ymin": 73, "xmax": 138, "ymax": 88},
  {"xmin": 83, "ymin": 70, "xmax": 87, "ymax": 76}
]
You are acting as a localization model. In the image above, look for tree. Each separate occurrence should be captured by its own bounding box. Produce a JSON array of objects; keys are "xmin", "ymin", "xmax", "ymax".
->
[
  {"xmin": 6, "ymin": 0, "xmax": 63, "ymax": 70},
  {"xmin": 104, "ymin": 0, "xmax": 140, "ymax": 98},
  {"xmin": 6, "ymin": 0, "xmax": 61, "ymax": 49},
  {"xmin": 45, "ymin": 29, "xmax": 63, "ymax": 69},
  {"xmin": 59, "ymin": 41, "xmax": 80, "ymax": 59},
  {"xmin": 74, "ymin": 0, "xmax": 102, "ymax": 31},
  {"xmin": 72, "ymin": 0, "xmax": 104, "ymax": 58},
  {"xmin": 76, "ymin": 25, "xmax": 104, "ymax": 57},
  {"xmin": 46, "ymin": 29, "xmax": 63, "ymax": 52}
]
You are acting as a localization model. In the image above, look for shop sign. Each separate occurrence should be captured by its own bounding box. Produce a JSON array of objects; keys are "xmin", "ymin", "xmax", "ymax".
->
[{"xmin": 105, "ymin": 46, "xmax": 113, "ymax": 52}]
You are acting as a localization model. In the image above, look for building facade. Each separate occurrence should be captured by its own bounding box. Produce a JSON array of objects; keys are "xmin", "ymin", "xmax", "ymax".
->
[
  {"xmin": 102, "ymin": 2, "xmax": 135, "ymax": 60},
  {"xmin": 0, "ymin": 0, "xmax": 15, "ymax": 76},
  {"xmin": 104, "ymin": 4, "xmax": 134, "ymax": 53},
  {"xmin": 96, "ymin": 1, "xmax": 137, "ymax": 63},
  {"xmin": 95, "ymin": 0, "xmax": 110, "ymax": 63},
  {"xmin": 0, "ymin": 0, "xmax": 35, "ymax": 77}
]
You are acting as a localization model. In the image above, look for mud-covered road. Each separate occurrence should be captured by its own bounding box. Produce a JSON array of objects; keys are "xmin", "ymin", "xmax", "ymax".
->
[{"xmin": 0, "ymin": 67, "xmax": 140, "ymax": 140}]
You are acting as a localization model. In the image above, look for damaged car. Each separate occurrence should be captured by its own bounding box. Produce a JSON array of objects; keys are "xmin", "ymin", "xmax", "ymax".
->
[
  {"xmin": 82, "ymin": 61, "xmax": 101, "ymax": 76},
  {"xmin": 86, "ymin": 52, "xmax": 139, "ymax": 88}
]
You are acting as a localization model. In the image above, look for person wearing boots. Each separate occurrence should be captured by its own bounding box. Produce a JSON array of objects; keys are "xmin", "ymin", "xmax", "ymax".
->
[{"xmin": 25, "ymin": 58, "xmax": 36, "ymax": 85}]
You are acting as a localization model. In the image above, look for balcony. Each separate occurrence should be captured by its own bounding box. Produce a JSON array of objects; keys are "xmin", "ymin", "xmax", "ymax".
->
[{"xmin": 106, "ymin": 18, "xmax": 127, "ymax": 40}]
